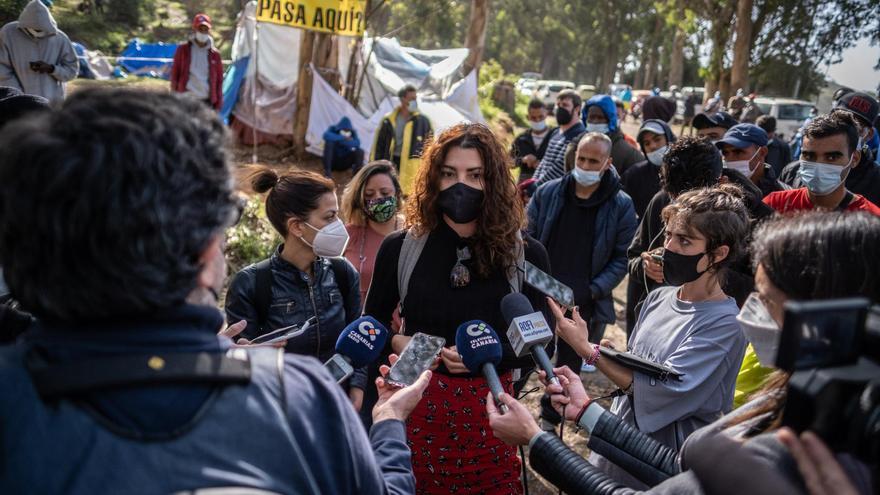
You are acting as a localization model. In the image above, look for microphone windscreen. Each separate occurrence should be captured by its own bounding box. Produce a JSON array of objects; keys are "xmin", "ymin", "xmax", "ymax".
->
[
  {"xmin": 455, "ymin": 320, "xmax": 503, "ymax": 372},
  {"xmin": 501, "ymin": 293, "xmax": 534, "ymax": 326},
  {"xmin": 335, "ymin": 316, "xmax": 389, "ymax": 368}
]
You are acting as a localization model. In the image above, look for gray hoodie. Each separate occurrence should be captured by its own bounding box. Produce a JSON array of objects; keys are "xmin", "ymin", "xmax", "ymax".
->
[{"xmin": 0, "ymin": 0, "xmax": 78, "ymax": 103}]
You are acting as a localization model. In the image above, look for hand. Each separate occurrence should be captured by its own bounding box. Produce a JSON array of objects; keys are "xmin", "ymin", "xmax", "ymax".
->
[
  {"xmin": 349, "ymin": 387, "xmax": 364, "ymax": 412},
  {"xmin": 523, "ymin": 154, "xmax": 538, "ymax": 168},
  {"xmin": 373, "ymin": 354, "xmax": 432, "ymax": 423},
  {"xmin": 218, "ymin": 319, "xmax": 247, "ymax": 339},
  {"xmin": 777, "ymin": 428, "xmax": 859, "ymax": 495},
  {"xmin": 30, "ymin": 61, "xmax": 53, "ymax": 73},
  {"xmin": 546, "ymin": 298, "xmax": 590, "ymax": 356},
  {"xmin": 486, "ymin": 392, "xmax": 541, "ymax": 446},
  {"xmin": 640, "ymin": 252, "xmax": 664, "ymax": 284},
  {"xmin": 440, "ymin": 346, "xmax": 469, "ymax": 374},
  {"xmin": 542, "ymin": 366, "xmax": 590, "ymax": 421}
]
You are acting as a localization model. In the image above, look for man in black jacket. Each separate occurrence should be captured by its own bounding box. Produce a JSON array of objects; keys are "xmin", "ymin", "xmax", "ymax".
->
[
  {"xmin": 756, "ymin": 115, "xmax": 792, "ymax": 176},
  {"xmin": 621, "ymin": 119, "xmax": 677, "ymax": 219},
  {"xmin": 624, "ymin": 137, "xmax": 773, "ymax": 336},
  {"xmin": 511, "ymin": 98, "xmax": 557, "ymax": 182},
  {"xmin": 716, "ymin": 123, "xmax": 789, "ymax": 198},
  {"xmin": 780, "ymin": 92, "xmax": 880, "ymax": 206}
]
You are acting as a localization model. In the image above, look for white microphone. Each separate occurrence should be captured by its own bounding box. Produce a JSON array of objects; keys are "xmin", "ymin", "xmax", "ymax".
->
[{"xmin": 501, "ymin": 293, "xmax": 559, "ymax": 385}]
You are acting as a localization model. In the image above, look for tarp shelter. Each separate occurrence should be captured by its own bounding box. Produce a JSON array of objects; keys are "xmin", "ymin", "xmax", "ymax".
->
[
  {"xmin": 72, "ymin": 42, "xmax": 112, "ymax": 80},
  {"xmin": 223, "ymin": 0, "xmax": 484, "ymax": 160},
  {"xmin": 117, "ymin": 39, "xmax": 177, "ymax": 79}
]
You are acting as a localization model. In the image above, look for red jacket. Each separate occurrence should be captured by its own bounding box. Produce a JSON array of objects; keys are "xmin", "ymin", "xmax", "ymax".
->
[{"xmin": 170, "ymin": 42, "xmax": 223, "ymax": 110}]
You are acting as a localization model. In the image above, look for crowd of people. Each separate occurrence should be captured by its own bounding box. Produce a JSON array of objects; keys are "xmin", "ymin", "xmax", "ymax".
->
[{"xmin": 0, "ymin": 4, "xmax": 879, "ymax": 491}]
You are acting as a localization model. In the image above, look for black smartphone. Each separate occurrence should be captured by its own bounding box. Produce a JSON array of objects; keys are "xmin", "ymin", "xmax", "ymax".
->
[
  {"xmin": 386, "ymin": 332, "xmax": 445, "ymax": 387},
  {"xmin": 249, "ymin": 316, "xmax": 316, "ymax": 345},
  {"xmin": 523, "ymin": 261, "xmax": 576, "ymax": 308}
]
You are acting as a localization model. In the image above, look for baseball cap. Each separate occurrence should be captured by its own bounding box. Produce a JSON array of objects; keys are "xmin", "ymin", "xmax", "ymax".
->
[
  {"xmin": 192, "ymin": 13, "xmax": 212, "ymax": 30},
  {"xmin": 834, "ymin": 92, "xmax": 879, "ymax": 128},
  {"xmin": 715, "ymin": 124, "xmax": 768, "ymax": 149},
  {"xmin": 693, "ymin": 111, "xmax": 739, "ymax": 130},
  {"xmin": 637, "ymin": 120, "xmax": 666, "ymax": 141}
]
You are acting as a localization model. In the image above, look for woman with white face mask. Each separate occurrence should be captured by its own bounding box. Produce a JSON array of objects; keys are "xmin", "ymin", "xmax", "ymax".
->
[{"xmin": 225, "ymin": 168, "xmax": 365, "ymax": 409}]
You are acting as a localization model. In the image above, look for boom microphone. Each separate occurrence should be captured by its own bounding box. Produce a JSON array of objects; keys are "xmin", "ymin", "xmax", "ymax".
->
[
  {"xmin": 456, "ymin": 320, "xmax": 508, "ymax": 413},
  {"xmin": 323, "ymin": 316, "xmax": 389, "ymax": 383},
  {"xmin": 501, "ymin": 293, "xmax": 558, "ymax": 385}
]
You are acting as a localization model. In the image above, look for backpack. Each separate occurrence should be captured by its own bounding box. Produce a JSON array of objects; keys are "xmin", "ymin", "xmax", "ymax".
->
[{"xmin": 253, "ymin": 257, "xmax": 351, "ymax": 333}]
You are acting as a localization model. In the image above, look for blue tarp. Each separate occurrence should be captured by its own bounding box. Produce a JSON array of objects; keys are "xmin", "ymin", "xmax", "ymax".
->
[
  {"xmin": 220, "ymin": 56, "xmax": 249, "ymax": 125},
  {"xmin": 72, "ymin": 41, "xmax": 96, "ymax": 79},
  {"xmin": 118, "ymin": 39, "xmax": 178, "ymax": 79}
]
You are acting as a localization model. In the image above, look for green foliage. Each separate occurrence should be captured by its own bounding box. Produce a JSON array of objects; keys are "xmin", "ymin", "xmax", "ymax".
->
[
  {"xmin": 0, "ymin": 0, "xmax": 27, "ymax": 25},
  {"xmin": 225, "ymin": 195, "xmax": 280, "ymax": 274},
  {"xmin": 476, "ymin": 58, "xmax": 528, "ymax": 128}
]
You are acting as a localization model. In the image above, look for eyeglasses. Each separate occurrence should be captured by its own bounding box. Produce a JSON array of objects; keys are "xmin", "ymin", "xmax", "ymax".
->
[{"xmin": 450, "ymin": 245, "xmax": 471, "ymax": 288}]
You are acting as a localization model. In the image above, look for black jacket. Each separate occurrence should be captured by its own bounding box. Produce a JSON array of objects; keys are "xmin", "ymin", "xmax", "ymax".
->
[
  {"xmin": 765, "ymin": 138, "xmax": 791, "ymax": 177},
  {"xmin": 624, "ymin": 169, "xmax": 774, "ymax": 334},
  {"xmin": 753, "ymin": 163, "xmax": 790, "ymax": 199},
  {"xmin": 621, "ymin": 119, "xmax": 678, "ymax": 219},
  {"xmin": 779, "ymin": 152, "xmax": 880, "ymax": 206},
  {"xmin": 511, "ymin": 127, "xmax": 557, "ymax": 180}
]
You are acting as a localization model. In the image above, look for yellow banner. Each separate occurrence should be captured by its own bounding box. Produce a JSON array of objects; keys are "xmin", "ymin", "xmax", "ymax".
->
[{"xmin": 257, "ymin": 0, "xmax": 367, "ymax": 36}]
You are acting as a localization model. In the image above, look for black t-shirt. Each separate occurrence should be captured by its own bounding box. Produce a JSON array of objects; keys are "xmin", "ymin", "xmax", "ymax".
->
[
  {"xmin": 546, "ymin": 181, "xmax": 598, "ymax": 316},
  {"xmin": 365, "ymin": 219, "xmax": 552, "ymax": 375}
]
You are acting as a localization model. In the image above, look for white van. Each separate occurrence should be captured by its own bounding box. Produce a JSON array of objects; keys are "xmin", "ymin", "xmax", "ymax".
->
[
  {"xmin": 534, "ymin": 80, "xmax": 576, "ymax": 107},
  {"xmin": 753, "ymin": 97, "xmax": 815, "ymax": 140}
]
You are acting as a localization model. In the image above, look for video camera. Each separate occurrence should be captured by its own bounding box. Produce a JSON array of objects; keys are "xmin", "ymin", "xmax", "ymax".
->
[{"xmin": 777, "ymin": 298, "xmax": 880, "ymax": 466}]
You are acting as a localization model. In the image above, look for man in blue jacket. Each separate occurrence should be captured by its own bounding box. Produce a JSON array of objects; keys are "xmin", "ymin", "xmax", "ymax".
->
[
  {"xmin": 322, "ymin": 116, "xmax": 364, "ymax": 178},
  {"xmin": 527, "ymin": 132, "xmax": 637, "ymax": 425},
  {"xmin": 0, "ymin": 89, "xmax": 426, "ymax": 494}
]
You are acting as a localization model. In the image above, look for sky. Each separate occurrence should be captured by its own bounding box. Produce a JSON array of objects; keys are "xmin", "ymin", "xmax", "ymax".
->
[{"xmin": 827, "ymin": 37, "xmax": 880, "ymax": 93}]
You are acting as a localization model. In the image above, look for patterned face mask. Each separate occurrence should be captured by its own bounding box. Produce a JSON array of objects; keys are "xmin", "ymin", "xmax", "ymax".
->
[{"xmin": 363, "ymin": 196, "xmax": 398, "ymax": 223}]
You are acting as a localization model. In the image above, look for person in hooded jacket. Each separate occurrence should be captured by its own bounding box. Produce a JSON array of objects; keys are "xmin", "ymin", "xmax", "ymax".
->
[
  {"xmin": 527, "ymin": 132, "xmax": 637, "ymax": 425},
  {"xmin": 621, "ymin": 119, "xmax": 677, "ymax": 219},
  {"xmin": 170, "ymin": 14, "xmax": 223, "ymax": 110},
  {"xmin": 0, "ymin": 0, "xmax": 77, "ymax": 104},
  {"xmin": 624, "ymin": 137, "xmax": 774, "ymax": 337},
  {"xmin": 566, "ymin": 94, "xmax": 644, "ymax": 177},
  {"xmin": 322, "ymin": 116, "xmax": 364, "ymax": 178},
  {"xmin": 780, "ymin": 92, "xmax": 880, "ymax": 206}
]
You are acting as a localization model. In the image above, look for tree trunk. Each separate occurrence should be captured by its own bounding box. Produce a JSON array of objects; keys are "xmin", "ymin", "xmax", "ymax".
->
[
  {"xmin": 730, "ymin": 0, "xmax": 754, "ymax": 93},
  {"xmin": 463, "ymin": 0, "xmax": 490, "ymax": 75},
  {"xmin": 293, "ymin": 31, "xmax": 317, "ymax": 154},
  {"xmin": 641, "ymin": 14, "xmax": 664, "ymax": 89},
  {"xmin": 668, "ymin": 9, "xmax": 685, "ymax": 88}
]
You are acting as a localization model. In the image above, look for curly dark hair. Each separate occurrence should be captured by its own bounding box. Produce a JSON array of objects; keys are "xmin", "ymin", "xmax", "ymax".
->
[
  {"xmin": 406, "ymin": 123, "xmax": 525, "ymax": 278},
  {"xmin": 804, "ymin": 112, "xmax": 860, "ymax": 156},
  {"xmin": 660, "ymin": 136, "xmax": 723, "ymax": 197},
  {"xmin": 0, "ymin": 89, "xmax": 236, "ymax": 322}
]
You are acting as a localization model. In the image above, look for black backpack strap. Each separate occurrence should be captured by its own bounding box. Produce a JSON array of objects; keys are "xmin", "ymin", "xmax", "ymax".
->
[
  {"xmin": 836, "ymin": 191, "xmax": 854, "ymax": 211},
  {"xmin": 329, "ymin": 257, "xmax": 351, "ymax": 306},
  {"xmin": 27, "ymin": 349, "xmax": 252, "ymax": 400},
  {"xmin": 254, "ymin": 258, "xmax": 273, "ymax": 333}
]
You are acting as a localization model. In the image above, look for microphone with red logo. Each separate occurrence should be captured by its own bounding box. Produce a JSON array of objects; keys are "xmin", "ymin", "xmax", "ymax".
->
[
  {"xmin": 324, "ymin": 316, "xmax": 389, "ymax": 384},
  {"xmin": 456, "ymin": 320, "xmax": 509, "ymax": 413}
]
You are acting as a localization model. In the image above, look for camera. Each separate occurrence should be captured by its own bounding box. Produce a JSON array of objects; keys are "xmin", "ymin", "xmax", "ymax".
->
[{"xmin": 778, "ymin": 298, "xmax": 880, "ymax": 466}]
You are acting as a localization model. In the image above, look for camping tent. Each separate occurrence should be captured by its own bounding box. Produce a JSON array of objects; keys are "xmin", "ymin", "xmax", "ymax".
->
[{"xmin": 117, "ymin": 39, "xmax": 177, "ymax": 78}]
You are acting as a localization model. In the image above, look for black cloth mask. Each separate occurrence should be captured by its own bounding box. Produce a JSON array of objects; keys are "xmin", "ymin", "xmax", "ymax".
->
[
  {"xmin": 662, "ymin": 249, "xmax": 708, "ymax": 286},
  {"xmin": 555, "ymin": 106, "xmax": 573, "ymax": 126},
  {"xmin": 438, "ymin": 182, "xmax": 484, "ymax": 224}
]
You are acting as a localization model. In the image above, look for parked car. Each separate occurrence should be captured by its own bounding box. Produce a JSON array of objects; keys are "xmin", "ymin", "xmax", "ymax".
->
[
  {"xmin": 753, "ymin": 97, "xmax": 814, "ymax": 140},
  {"xmin": 577, "ymin": 84, "xmax": 597, "ymax": 101},
  {"xmin": 534, "ymin": 80, "xmax": 576, "ymax": 107}
]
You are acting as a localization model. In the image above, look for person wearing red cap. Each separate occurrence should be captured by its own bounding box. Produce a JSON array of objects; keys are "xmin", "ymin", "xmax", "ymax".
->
[{"xmin": 170, "ymin": 13, "xmax": 223, "ymax": 110}]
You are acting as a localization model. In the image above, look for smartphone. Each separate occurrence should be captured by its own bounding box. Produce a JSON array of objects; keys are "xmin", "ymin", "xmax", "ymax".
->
[
  {"xmin": 249, "ymin": 316, "xmax": 317, "ymax": 345},
  {"xmin": 324, "ymin": 353, "xmax": 355, "ymax": 384},
  {"xmin": 523, "ymin": 261, "xmax": 576, "ymax": 308},
  {"xmin": 775, "ymin": 299, "xmax": 868, "ymax": 372},
  {"xmin": 386, "ymin": 332, "xmax": 445, "ymax": 387}
]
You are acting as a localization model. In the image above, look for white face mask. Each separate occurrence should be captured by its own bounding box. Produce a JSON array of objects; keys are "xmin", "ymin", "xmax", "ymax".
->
[
  {"xmin": 194, "ymin": 32, "xmax": 211, "ymax": 44},
  {"xmin": 723, "ymin": 148, "xmax": 760, "ymax": 177},
  {"xmin": 530, "ymin": 120, "xmax": 547, "ymax": 132},
  {"xmin": 572, "ymin": 162, "xmax": 605, "ymax": 186},
  {"xmin": 407, "ymin": 100, "xmax": 418, "ymax": 112},
  {"xmin": 798, "ymin": 156, "xmax": 853, "ymax": 196},
  {"xmin": 301, "ymin": 219, "xmax": 349, "ymax": 258},
  {"xmin": 25, "ymin": 28, "xmax": 47, "ymax": 38},
  {"xmin": 646, "ymin": 145, "xmax": 667, "ymax": 166},
  {"xmin": 736, "ymin": 293, "xmax": 781, "ymax": 367},
  {"xmin": 586, "ymin": 123, "xmax": 609, "ymax": 134}
]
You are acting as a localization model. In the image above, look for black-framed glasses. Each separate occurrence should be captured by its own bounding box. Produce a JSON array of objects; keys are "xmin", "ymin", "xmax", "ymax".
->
[{"xmin": 450, "ymin": 245, "xmax": 472, "ymax": 288}]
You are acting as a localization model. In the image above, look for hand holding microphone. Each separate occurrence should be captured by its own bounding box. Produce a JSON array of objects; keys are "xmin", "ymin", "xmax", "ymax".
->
[
  {"xmin": 455, "ymin": 320, "xmax": 508, "ymax": 413},
  {"xmin": 486, "ymin": 392, "xmax": 541, "ymax": 446},
  {"xmin": 546, "ymin": 297, "xmax": 592, "ymax": 358},
  {"xmin": 324, "ymin": 316, "xmax": 389, "ymax": 384}
]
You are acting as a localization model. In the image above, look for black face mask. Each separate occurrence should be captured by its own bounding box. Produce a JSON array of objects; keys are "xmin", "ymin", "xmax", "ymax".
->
[
  {"xmin": 555, "ymin": 106, "xmax": 573, "ymax": 126},
  {"xmin": 438, "ymin": 182, "xmax": 484, "ymax": 224},
  {"xmin": 662, "ymin": 249, "xmax": 709, "ymax": 286}
]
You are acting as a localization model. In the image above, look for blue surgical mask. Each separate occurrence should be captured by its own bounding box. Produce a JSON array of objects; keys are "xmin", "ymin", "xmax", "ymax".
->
[
  {"xmin": 646, "ymin": 145, "xmax": 667, "ymax": 166},
  {"xmin": 586, "ymin": 123, "xmax": 609, "ymax": 134},
  {"xmin": 798, "ymin": 156, "xmax": 853, "ymax": 196},
  {"xmin": 572, "ymin": 165, "xmax": 604, "ymax": 186}
]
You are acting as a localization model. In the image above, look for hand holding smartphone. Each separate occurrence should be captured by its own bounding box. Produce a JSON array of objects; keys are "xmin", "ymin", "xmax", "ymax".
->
[
  {"xmin": 386, "ymin": 332, "xmax": 445, "ymax": 387},
  {"xmin": 249, "ymin": 316, "xmax": 317, "ymax": 345}
]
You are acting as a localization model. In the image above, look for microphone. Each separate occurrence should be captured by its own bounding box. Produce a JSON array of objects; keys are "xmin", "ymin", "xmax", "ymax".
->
[
  {"xmin": 456, "ymin": 320, "xmax": 508, "ymax": 413},
  {"xmin": 501, "ymin": 293, "xmax": 558, "ymax": 385},
  {"xmin": 323, "ymin": 316, "xmax": 389, "ymax": 384}
]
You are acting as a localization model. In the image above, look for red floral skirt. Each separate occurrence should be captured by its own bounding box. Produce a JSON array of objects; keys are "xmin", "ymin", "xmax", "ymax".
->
[{"xmin": 406, "ymin": 372, "xmax": 524, "ymax": 494}]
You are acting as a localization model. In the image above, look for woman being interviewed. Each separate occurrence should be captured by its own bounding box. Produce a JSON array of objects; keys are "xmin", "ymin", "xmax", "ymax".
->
[{"xmin": 364, "ymin": 123, "xmax": 551, "ymax": 494}]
